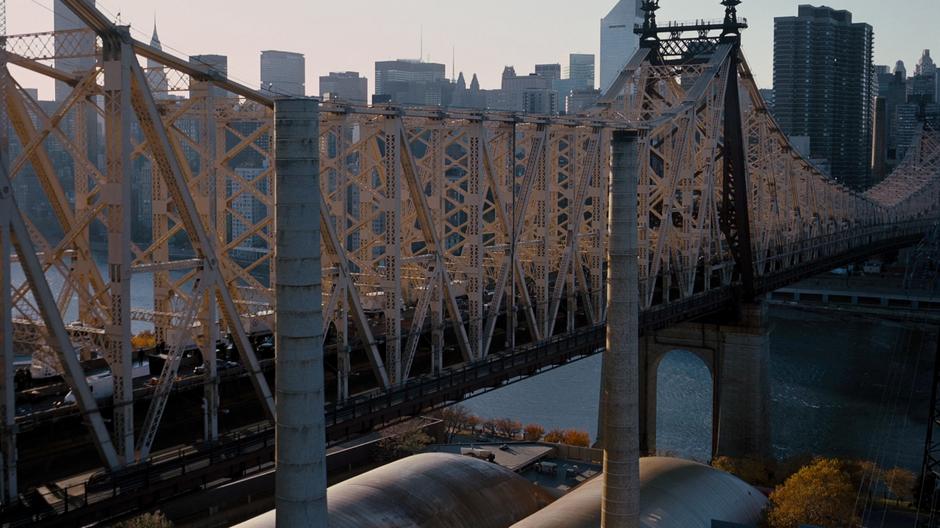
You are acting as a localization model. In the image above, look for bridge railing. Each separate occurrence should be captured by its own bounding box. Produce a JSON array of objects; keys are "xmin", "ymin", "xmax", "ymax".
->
[{"xmin": 755, "ymin": 218, "xmax": 937, "ymax": 277}]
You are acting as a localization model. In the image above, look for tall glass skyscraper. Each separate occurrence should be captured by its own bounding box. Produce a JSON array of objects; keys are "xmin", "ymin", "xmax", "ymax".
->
[
  {"xmin": 773, "ymin": 5, "xmax": 875, "ymax": 190},
  {"xmin": 600, "ymin": 0, "xmax": 643, "ymax": 95}
]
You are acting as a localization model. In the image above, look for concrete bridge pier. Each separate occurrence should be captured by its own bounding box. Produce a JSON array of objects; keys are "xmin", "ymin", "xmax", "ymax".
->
[
  {"xmin": 635, "ymin": 302, "xmax": 772, "ymax": 463},
  {"xmin": 714, "ymin": 302, "xmax": 772, "ymax": 462}
]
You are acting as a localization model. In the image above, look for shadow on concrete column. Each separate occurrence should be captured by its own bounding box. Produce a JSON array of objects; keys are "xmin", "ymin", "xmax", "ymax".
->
[
  {"xmin": 601, "ymin": 129, "xmax": 643, "ymax": 528},
  {"xmin": 274, "ymin": 98, "xmax": 327, "ymax": 527},
  {"xmin": 715, "ymin": 302, "xmax": 772, "ymax": 462}
]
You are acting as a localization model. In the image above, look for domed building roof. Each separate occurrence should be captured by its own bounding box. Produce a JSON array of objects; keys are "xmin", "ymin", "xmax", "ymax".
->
[
  {"xmin": 235, "ymin": 452, "xmax": 556, "ymax": 528},
  {"xmin": 510, "ymin": 457, "xmax": 767, "ymax": 528}
]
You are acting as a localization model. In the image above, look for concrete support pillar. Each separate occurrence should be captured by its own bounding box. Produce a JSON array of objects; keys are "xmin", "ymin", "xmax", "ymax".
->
[
  {"xmin": 638, "ymin": 336, "xmax": 657, "ymax": 456},
  {"xmin": 603, "ymin": 335, "xmax": 657, "ymax": 456},
  {"xmin": 716, "ymin": 302, "xmax": 772, "ymax": 462},
  {"xmin": 274, "ymin": 98, "xmax": 327, "ymax": 527},
  {"xmin": 0, "ymin": 202, "xmax": 17, "ymax": 504},
  {"xmin": 0, "ymin": 56, "xmax": 13, "ymax": 498},
  {"xmin": 601, "ymin": 130, "xmax": 642, "ymax": 528}
]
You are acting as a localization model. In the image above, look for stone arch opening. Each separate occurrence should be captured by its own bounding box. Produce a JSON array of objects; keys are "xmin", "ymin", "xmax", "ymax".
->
[{"xmin": 641, "ymin": 339, "xmax": 718, "ymax": 461}]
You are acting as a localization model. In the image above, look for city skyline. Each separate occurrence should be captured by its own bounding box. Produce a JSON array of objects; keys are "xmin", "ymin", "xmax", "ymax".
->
[{"xmin": 8, "ymin": 0, "xmax": 940, "ymax": 100}]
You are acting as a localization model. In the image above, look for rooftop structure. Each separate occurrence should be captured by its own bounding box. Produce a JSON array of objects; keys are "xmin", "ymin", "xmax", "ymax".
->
[
  {"xmin": 509, "ymin": 457, "xmax": 768, "ymax": 528},
  {"xmin": 233, "ymin": 453, "xmax": 557, "ymax": 528},
  {"xmin": 319, "ymin": 71, "xmax": 368, "ymax": 103},
  {"xmin": 260, "ymin": 50, "xmax": 305, "ymax": 97}
]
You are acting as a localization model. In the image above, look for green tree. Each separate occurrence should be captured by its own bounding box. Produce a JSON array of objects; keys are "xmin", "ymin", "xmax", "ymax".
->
[{"xmin": 767, "ymin": 458, "xmax": 859, "ymax": 528}]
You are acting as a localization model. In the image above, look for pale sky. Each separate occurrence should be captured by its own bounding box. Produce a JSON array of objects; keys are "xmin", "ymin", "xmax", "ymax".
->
[{"xmin": 8, "ymin": 0, "xmax": 940, "ymax": 100}]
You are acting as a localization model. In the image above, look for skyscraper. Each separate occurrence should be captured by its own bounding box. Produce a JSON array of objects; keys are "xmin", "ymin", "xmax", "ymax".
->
[
  {"xmin": 319, "ymin": 72, "xmax": 368, "ymax": 103},
  {"xmin": 915, "ymin": 50, "xmax": 937, "ymax": 77},
  {"xmin": 914, "ymin": 50, "xmax": 938, "ymax": 103},
  {"xmin": 600, "ymin": 0, "xmax": 643, "ymax": 94},
  {"xmin": 53, "ymin": 0, "xmax": 98, "ymax": 195},
  {"xmin": 190, "ymin": 54, "xmax": 229, "ymax": 99},
  {"xmin": 54, "ymin": 0, "xmax": 96, "ymax": 103},
  {"xmin": 260, "ymin": 50, "xmax": 306, "ymax": 97},
  {"xmin": 773, "ymin": 5, "xmax": 875, "ymax": 189},
  {"xmin": 535, "ymin": 64, "xmax": 562, "ymax": 82},
  {"xmin": 374, "ymin": 60, "xmax": 448, "ymax": 106},
  {"xmin": 568, "ymin": 54, "xmax": 596, "ymax": 90},
  {"xmin": 147, "ymin": 23, "xmax": 169, "ymax": 96}
]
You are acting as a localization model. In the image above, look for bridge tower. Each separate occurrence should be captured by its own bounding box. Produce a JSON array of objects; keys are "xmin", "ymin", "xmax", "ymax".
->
[{"xmin": 598, "ymin": 0, "xmax": 774, "ymax": 479}]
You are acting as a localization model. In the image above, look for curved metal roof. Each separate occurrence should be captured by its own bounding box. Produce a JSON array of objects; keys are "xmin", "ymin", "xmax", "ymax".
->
[
  {"xmin": 234, "ymin": 452, "xmax": 557, "ymax": 528},
  {"xmin": 510, "ymin": 457, "xmax": 767, "ymax": 528}
]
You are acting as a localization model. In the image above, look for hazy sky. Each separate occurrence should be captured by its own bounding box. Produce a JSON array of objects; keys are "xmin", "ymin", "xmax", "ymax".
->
[{"xmin": 8, "ymin": 0, "xmax": 940, "ymax": 100}]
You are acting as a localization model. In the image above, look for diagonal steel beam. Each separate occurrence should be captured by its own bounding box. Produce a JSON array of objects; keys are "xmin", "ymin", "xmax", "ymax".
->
[
  {"xmin": 136, "ymin": 275, "xmax": 208, "ymax": 459},
  {"xmin": 0, "ymin": 166, "xmax": 120, "ymax": 470},
  {"xmin": 546, "ymin": 131, "xmax": 601, "ymax": 337},
  {"xmin": 319, "ymin": 193, "xmax": 391, "ymax": 389},
  {"xmin": 126, "ymin": 53, "xmax": 276, "ymax": 421},
  {"xmin": 397, "ymin": 120, "xmax": 474, "ymax": 364},
  {"xmin": 479, "ymin": 131, "xmax": 540, "ymax": 355}
]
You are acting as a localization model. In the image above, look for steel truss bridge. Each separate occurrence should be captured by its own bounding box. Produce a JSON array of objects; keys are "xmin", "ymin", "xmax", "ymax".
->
[{"xmin": 0, "ymin": 0, "xmax": 939, "ymax": 520}]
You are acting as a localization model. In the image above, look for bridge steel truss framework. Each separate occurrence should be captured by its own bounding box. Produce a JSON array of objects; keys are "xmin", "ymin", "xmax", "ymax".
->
[{"xmin": 1, "ymin": 0, "xmax": 939, "ymax": 504}]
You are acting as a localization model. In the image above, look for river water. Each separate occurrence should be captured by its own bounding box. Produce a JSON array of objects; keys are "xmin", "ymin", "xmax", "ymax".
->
[{"xmin": 465, "ymin": 306, "xmax": 935, "ymax": 470}]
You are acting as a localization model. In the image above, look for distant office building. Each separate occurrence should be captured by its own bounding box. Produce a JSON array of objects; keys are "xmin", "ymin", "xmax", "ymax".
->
[
  {"xmin": 552, "ymin": 54, "xmax": 597, "ymax": 114},
  {"xmin": 54, "ymin": 0, "xmax": 96, "ymax": 103},
  {"xmin": 374, "ymin": 60, "xmax": 449, "ymax": 106},
  {"xmin": 912, "ymin": 50, "xmax": 938, "ymax": 104},
  {"xmin": 871, "ymin": 97, "xmax": 887, "ymax": 184},
  {"xmin": 568, "ymin": 54, "xmax": 596, "ymax": 90},
  {"xmin": 915, "ymin": 50, "xmax": 937, "ymax": 77},
  {"xmin": 320, "ymin": 71, "xmax": 368, "ymax": 103},
  {"xmin": 895, "ymin": 103, "xmax": 922, "ymax": 159},
  {"xmin": 260, "ymin": 50, "xmax": 305, "ymax": 97},
  {"xmin": 758, "ymin": 88, "xmax": 775, "ymax": 113},
  {"xmin": 52, "ymin": 0, "xmax": 98, "ymax": 220},
  {"xmin": 876, "ymin": 68, "xmax": 908, "ymax": 170},
  {"xmin": 600, "ymin": 0, "xmax": 643, "ymax": 94},
  {"xmin": 450, "ymin": 72, "xmax": 485, "ymax": 109},
  {"xmin": 895, "ymin": 60, "xmax": 907, "ymax": 78},
  {"xmin": 773, "ymin": 5, "xmax": 875, "ymax": 190},
  {"xmin": 910, "ymin": 73, "xmax": 937, "ymax": 104},
  {"xmin": 535, "ymin": 64, "xmax": 562, "ymax": 82},
  {"xmin": 567, "ymin": 88, "xmax": 601, "ymax": 114},
  {"xmin": 190, "ymin": 54, "xmax": 230, "ymax": 99},
  {"xmin": 499, "ymin": 67, "xmax": 558, "ymax": 114},
  {"xmin": 146, "ymin": 23, "xmax": 170, "ymax": 96}
]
